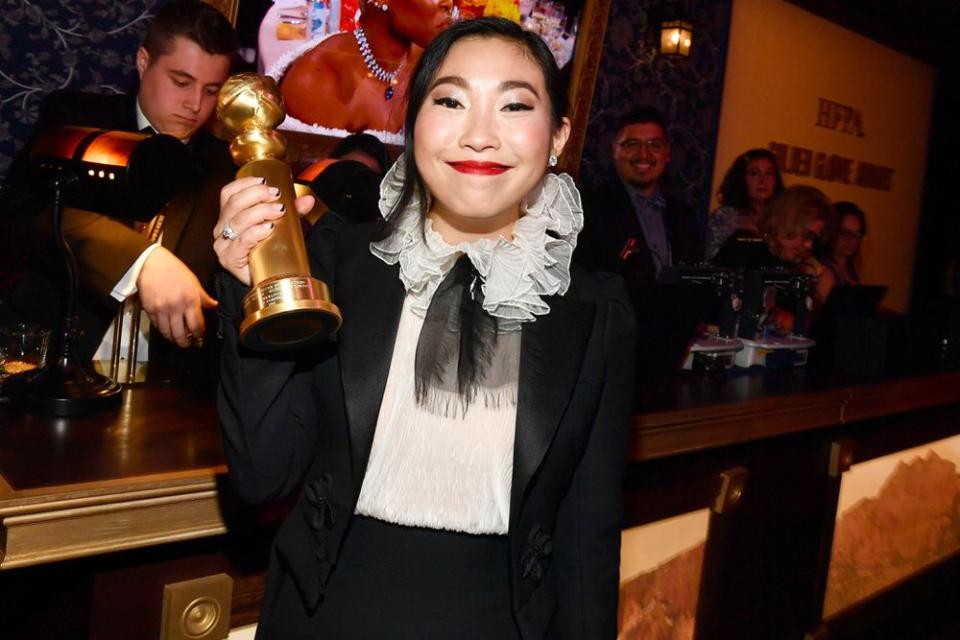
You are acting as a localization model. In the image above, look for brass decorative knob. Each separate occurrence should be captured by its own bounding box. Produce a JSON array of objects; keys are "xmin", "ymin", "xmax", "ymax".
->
[{"xmin": 181, "ymin": 597, "xmax": 220, "ymax": 638}]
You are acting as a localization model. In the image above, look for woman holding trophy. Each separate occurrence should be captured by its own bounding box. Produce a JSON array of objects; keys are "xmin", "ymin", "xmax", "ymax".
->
[{"xmin": 213, "ymin": 17, "xmax": 634, "ymax": 639}]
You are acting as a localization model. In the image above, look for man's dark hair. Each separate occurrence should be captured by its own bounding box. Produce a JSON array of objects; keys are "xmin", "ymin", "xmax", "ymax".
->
[
  {"xmin": 143, "ymin": 0, "xmax": 237, "ymax": 59},
  {"xmin": 330, "ymin": 133, "xmax": 389, "ymax": 177},
  {"xmin": 615, "ymin": 105, "xmax": 668, "ymax": 142}
]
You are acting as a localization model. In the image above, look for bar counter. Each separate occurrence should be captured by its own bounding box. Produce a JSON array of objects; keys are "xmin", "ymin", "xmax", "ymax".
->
[
  {"xmin": 633, "ymin": 367, "xmax": 960, "ymax": 459},
  {"xmin": 2, "ymin": 366, "xmax": 959, "ymax": 638},
  {"xmin": 0, "ymin": 386, "xmax": 225, "ymax": 570}
]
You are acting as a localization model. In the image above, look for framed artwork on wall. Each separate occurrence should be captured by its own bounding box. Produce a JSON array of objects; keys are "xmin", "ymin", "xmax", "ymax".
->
[
  {"xmin": 246, "ymin": 0, "xmax": 611, "ymax": 170},
  {"xmin": 619, "ymin": 509, "xmax": 710, "ymax": 639},
  {"xmin": 204, "ymin": 0, "xmax": 240, "ymax": 26},
  {"xmin": 821, "ymin": 434, "xmax": 960, "ymax": 619}
]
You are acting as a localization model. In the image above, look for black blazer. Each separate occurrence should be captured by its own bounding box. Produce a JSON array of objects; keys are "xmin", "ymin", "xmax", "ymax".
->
[
  {"xmin": 576, "ymin": 177, "xmax": 703, "ymax": 294},
  {"xmin": 217, "ymin": 222, "xmax": 636, "ymax": 639}
]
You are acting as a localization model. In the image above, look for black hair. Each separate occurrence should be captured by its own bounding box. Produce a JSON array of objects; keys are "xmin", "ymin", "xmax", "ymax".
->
[
  {"xmin": 830, "ymin": 201, "xmax": 866, "ymax": 273},
  {"xmin": 143, "ymin": 0, "xmax": 237, "ymax": 60},
  {"xmin": 330, "ymin": 132, "xmax": 389, "ymax": 176},
  {"xmin": 385, "ymin": 17, "xmax": 567, "ymax": 230},
  {"xmin": 833, "ymin": 201, "xmax": 867, "ymax": 236},
  {"xmin": 614, "ymin": 105, "xmax": 669, "ymax": 143},
  {"xmin": 717, "ymin": 148, "xmax": 784, "ymax": 212}
]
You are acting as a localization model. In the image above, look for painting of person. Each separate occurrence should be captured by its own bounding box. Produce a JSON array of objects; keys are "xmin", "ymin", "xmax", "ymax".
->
[
  {"xmin": 277, "ymin": 0, "xmax": 453, "ymax": 135},
  {"xmin": 264, "ymin": 0, "xmax": 583, "ymax": 138}
]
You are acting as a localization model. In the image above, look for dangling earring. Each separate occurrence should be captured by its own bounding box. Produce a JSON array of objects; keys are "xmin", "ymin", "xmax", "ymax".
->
[
  {"xmin": 548, "ymin": 154, "xmax": 558, "ymax": 167},
  {"xmin": 368, "ymin": 0, "xmax": 388, "ymax": 12}
]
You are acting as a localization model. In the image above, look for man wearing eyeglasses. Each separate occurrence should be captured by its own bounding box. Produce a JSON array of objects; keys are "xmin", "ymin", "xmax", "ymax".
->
[{"xmin": 576, "ymin": 105, "xmax": 703, "ymax": 293}]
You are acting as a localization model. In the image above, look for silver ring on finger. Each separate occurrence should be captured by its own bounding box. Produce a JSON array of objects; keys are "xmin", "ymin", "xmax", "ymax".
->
[{"xmin": 221, "ymin": 223, "xmax": 239, "ymax": 241}]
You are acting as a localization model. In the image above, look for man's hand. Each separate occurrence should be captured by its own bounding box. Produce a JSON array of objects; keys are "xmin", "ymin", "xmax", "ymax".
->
[{"xmin": 137, "ymin": 246, "xmax": 217, "ymax": 348}]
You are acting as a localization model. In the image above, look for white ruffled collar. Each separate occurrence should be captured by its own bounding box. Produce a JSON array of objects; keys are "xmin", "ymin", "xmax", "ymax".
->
[{"xmin": 369, "ymin": 155, "xmax": 584, "ymax": 331}]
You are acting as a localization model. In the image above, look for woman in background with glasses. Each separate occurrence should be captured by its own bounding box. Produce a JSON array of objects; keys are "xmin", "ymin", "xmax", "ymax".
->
[{"xmin": 821, "ymin": 201, "xmax": 867, "ymax": 286}]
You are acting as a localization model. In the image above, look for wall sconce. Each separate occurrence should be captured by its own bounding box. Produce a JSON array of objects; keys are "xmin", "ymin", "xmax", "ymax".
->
[
  {"xmin": 659, "ymin": 19, "xmax": 694, "ymax": 58},
  {"xmin": 637, "ymin": 5, "xmax": 695, "ymax": 64}
]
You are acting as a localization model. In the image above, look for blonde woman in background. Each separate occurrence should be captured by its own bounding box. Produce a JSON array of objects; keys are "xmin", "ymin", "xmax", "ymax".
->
[{"xmin": 759, "ymin": 184, "xmax": 837, "ymax": 307}]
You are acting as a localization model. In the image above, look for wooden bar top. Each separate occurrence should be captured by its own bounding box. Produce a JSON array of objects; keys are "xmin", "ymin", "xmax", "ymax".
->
[
  {"xmin": 2, "ymin": 367, "xmax": 960, "ymax": 569},
  {"xmin": 632, "ymin": 368, "xmax": 960, "ymax": 461},
  {"xmin": 0, "ymin": 385, "xmax": 227, "ymax": 569}
]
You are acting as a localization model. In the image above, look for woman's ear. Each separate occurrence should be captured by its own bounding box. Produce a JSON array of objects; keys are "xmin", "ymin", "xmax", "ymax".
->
[{"xmin": 551, "ymin": 116, "xmax": 572, "ymax": 160}]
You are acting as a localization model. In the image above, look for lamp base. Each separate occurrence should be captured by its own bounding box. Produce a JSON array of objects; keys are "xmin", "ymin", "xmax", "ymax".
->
[
  {"xmin": 240, "ymin": 275, "xmax": 341, "ymax": 351},
  {"xmin": 6, "ymin": 353, "xmax": 122, "ymax": 416}
]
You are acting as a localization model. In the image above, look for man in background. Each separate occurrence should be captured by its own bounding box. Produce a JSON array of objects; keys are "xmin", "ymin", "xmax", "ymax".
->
[
  {"xmin": 576, "ymin": 105, "xmax": 703, "ymax": 293},
  {"xmin": 3, "ymin": 0, "xmax": 236, "ymax": 383}
]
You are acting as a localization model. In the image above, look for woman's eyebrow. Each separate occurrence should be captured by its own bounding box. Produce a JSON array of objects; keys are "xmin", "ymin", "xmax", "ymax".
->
[
  {"xmin": 429, "ymin": 76, "xmax": 540, "ymax": 99},
  {"xmin": 430, "ymin": 75, "xmax": 468, "ymax": 90},
  {"xmin": 499, "ymin": 80, "xmax": 539, "ymax": 98}
]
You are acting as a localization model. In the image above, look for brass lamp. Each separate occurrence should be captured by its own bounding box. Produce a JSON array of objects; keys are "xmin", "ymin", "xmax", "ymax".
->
[
  {"xmin": 217, "ymin": 73, "xmax": 341, "ymax": 351},
  {"xmin": 32, "ymin": 126, "xmax": 195, "ymax": 220},
  {"xmin": 9, "ymin": 126, "xmax": 193, "ymax": 415}
]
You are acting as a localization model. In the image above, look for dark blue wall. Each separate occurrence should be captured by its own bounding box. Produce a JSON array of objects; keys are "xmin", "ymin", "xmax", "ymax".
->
[
  {"xmin": 579, "ymin": 0, "xmax": 733, "ymax": 218},
  {"xmin": 0, "ymin": 1, "xmax": 159, "ymax": 177}
]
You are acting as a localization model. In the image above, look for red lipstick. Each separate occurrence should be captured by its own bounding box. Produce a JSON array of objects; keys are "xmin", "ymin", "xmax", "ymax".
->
[{"xmin": 447, "ymin": 161, "xmax": 510, "ymax": 175}]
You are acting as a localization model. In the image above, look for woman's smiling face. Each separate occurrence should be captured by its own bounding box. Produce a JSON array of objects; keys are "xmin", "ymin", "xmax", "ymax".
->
[{"xmin": 413, "ymin": 36, "xmax": 569, "ymax": 243}]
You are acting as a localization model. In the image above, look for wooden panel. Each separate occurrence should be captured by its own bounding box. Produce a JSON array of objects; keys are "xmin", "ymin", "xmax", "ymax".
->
[
  {"xmin": 842, "ymin": 370, "xmax": 960, "ymax": 423},
  {"xmin": 1, "ymin": 485, "xmax": 224, "ymax": 569},
  {"xmin": 2, "ymin": 369, "xmax": 960, "ymax": 637},
  {"xmin": 633, "ymin": 386, "xmax": 850, "ymax": 461},
  {"xmin": 631, "ymin": 370, "xmax": 960, "ymax": 462},
  {"xmin": 0, "ymin": 385, "xmax": 225, "ymax": 569}
]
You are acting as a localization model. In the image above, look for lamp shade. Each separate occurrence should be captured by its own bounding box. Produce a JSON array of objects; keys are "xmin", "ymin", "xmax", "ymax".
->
[
  {"xmin": 659, "ymin": 19, "xmax": 694, "ymax": 58},
  {"xmin": 30, "ymin": 126, "xmax": 196, "ymax": 221}
]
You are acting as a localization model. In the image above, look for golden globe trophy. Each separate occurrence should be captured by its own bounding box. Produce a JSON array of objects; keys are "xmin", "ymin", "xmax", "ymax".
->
[{"xmin": 217, "ymin": 73, "xmax": 341, "ymax": 350}]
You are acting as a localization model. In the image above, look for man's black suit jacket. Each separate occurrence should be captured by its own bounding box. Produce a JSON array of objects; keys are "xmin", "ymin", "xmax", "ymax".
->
[
  {"xmin": 217, "ymin": 222, "xmax": 636, "ymax": 639},
  {"xmin": 575, "ymin": 177, "xmax": 704, "ymax": 295},
  {"xmin": 8, "ymin": 90, "xmax": 234, "ymax": 383}
]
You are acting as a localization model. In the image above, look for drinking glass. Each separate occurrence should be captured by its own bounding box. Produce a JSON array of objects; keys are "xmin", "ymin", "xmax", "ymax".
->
[{"xmin": 0, "ymin": 324, "xmax": 51, "ymax": 382}]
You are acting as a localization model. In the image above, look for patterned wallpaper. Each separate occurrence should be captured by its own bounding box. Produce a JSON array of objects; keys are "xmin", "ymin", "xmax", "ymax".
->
[
  {"xmin": 0, "ymin": 0, "xmax": 732, "ymax": 207},
  {"xmin": 0, "ymin": 0, "xmax": 161, "ymax": 178},
  {"xmin": 579, "ymin": 0, "xmax": 733, "ymax": 219}
]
